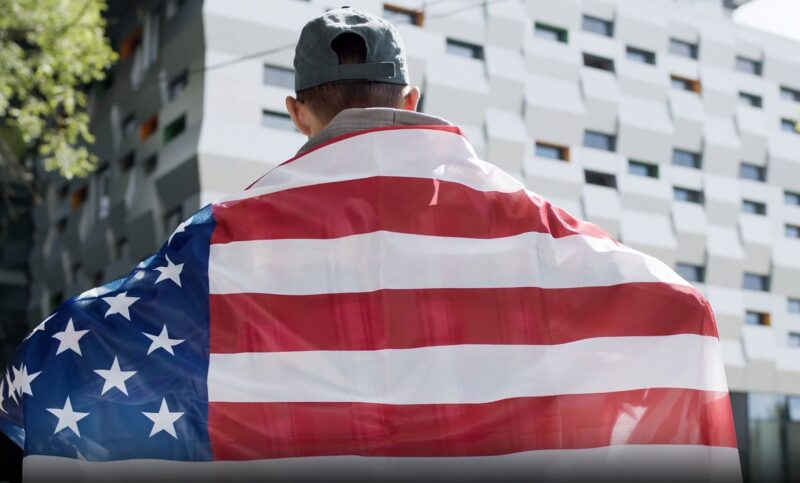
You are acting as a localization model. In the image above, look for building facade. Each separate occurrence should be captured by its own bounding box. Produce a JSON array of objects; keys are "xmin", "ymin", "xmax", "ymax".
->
[{"xmin": 21, "ymin": 0, "xmax": 800, "ymax": 480}]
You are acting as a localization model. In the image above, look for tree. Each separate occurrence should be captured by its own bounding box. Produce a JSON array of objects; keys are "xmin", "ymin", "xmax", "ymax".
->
[{"xmin": 0, "ymin": 0, "xmax": 117, "ymax": 179}]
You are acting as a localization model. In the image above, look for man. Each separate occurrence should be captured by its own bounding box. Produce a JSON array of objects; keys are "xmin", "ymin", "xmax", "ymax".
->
[{"xmin": 1, "ymin": 6, "xmax": 739, "ymax": 482}]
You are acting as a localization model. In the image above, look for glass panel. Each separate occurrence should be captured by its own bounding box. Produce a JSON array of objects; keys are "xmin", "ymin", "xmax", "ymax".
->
[
  {"xmin": 535, "ymin": 23, "xmax": 568, "ymax": 43},
  {"xmin": 446, "ymin": 39, "xmax": 484, "ymax": 60},
  {"xmin": 673, "ymin": 187, "xmax": 702, "ymax": 203},
  {"xmin": 781, "ymin": 86, "xmax": 800, "ymax": 102},
  {"xmin": 263, "ymin": 65, "xmax": 295, "ymax": 89},
  {"xmin": 535, "ymin": 143, "xmax": 566, "ymax": 160},
  {"xmin": 626, "ymin": 46, "xmax": 655, "ymax": 65},
  {"xmin": 583, "ymin": 53, "xmax": 615, "ymax": 72},
  {"xmin": 628, "ymin": 160, "xmax": 658, "ymax": 178},
  {"xmin": 782, "ymin": 119, "xmax": 798, "ymax": 133},
  {"xmin": 785, "ymin": 225, "xmax": 800, "ymax": 238},
  {"xmin": 582, "ymin": 15, "xmax": 613, "ymax": 36},
  {"xmin": 736, "ymin": 56, "xmax": 762, "ymax": 76},
  {"xmin": 669, "ymin": 38, "xmax": 698, "ymax": 59},
  {"xmin": 584, "ymin": 170, "xmax": 617, "ymax": 188},
  {"xmin": 785, "ymin": 191, "xmax": 800, "ymax": 205},
  {"xmin": 676, "ymin": 263, "xmax": 704, "ymax": 283},
  {"xmin": 739, "ymin": 92, "xmax": 763, "ymax": 108},
  {"xmin": 742, "ymin": 200, "xmax": 767, "ymax": 215},
  {"xmin": 672, "ymin": 149, "xmax": 701, "ymax": 168},
  {"xmin": 789, "ymin": 298, "xmax": 800, "ymax": 314},
  {"xmin": 583, "ymin": 131, "xmax": 615, "ymax": 151},
  {"xmin": 262, "ymin": 110, "xmax": 296, "ymax": 131},
  {"xmin": 739, "ymin": 163, "xmax": 766, "ymax": 181},
  {"xmin": 743, "ymin": 273, "xmax": 769, "ymax": 291}
]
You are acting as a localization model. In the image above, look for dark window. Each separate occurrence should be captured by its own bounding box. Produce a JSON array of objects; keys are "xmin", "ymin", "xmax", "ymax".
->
[
  {"xmin": 739, "ymin": 91, "xmax": 763, "ymax": 108},
  {"xmin": 140, "ymin": 115, "xmax": 158, "ymax": 142},
  {"xmin": 736, "ymin": 56, "xmax": 762, "ymax": 76},
  {"xmin": 583, "ymin": 130, "xmax": 616, "ymax": 151},
  {"xmin": 739, "ymin": 162, "xmax": 766, "ymax": 182},
  {"xmin": 582, "ymin": 15, "xmax": 613, "ymax": 37},
  {"xmin": 672, "ymin": 149, "xmax": 702, "ymax": 169},
  {"xmin": 446, "ymin": 38, "xmax": 484, "ymax": 60},
  {"xmin": 745, "ymin": 310, "xmax": 770, "ymax": 326},
  {"xmin": 535, "ymin": 142, "xmax": 569, "ymax": 161},
  {"xmin": 789, "ymin": 333, "xmax": 800, "ymax": 347},
  {"xmin": 583, "ymin": 53, "xmax": 615, "ymax": 72},
  {"xmin": 584, "ymin": 170, "xmax": 617, "ymax": 189},
  {"xmin": 743, "ymin": 273, "xmax": 770, "ymax": 291},
  {"xmin": 163, "ymin": 114, "xmax": 186, "ymax": 144},
  {"xmin": 55, "ymin": 217, "xmax": 67, "ymax": 233},
  {"xmin": 673, "ymin": 186, "xmax": 704, "ymax": 204},
  {"xmin": 49, "ymin": 291, "xmax": 64, "ymax": 311},
  {"xmin": 742, "ymin": 199, "xmax": 767, "ymax": 215},
  {"xmin": 628, "ymin": 160, "xmax": 659, "ymax": 178},
  {"xmin": 383, "ymin": 3, "xmax": 423, "ymax": 26},
  {"xmin": 168, "ymin": 69, "xmax": 188, "ymax": 102},
  {"xmin": 535, "ymin": 22, "xmax": 568, "ymax": 43},
  {"xmin": 120, "ymin": 151, "xmax": 135, "ymax": 172},
  {"xmin": 263, "ymin": 64, "xmax": 295, "ymax": 89},
  {"xmin": 121, "ymin": 113, "xmax": 136, "ymax": 137},
  {"xmin": 789, "ymin": 298, "xmax": 800, "ymax": 314},
  {"xmin": 669, "ymin": 38, "xmax": 698, "ymax": 59},
  {"xmin": 626, "ymin": 46, "xmax": 656, "ymax": 65},
  {"xmin": 670, "ymin": 75, "xmax": 696, "ymax": 92},
  {"xmin": 58, "ymin": 184, "xmax": 69, "ymax": 200},
  {"xmin": 143, "ymin": 154, "xmax": 158, "ymax": 176},
  {"xmin": 262, "ymin": 110, "xmax": 296, "ymax": 131},
  {"xmin": 781, "ymin": 118, "xmax": 798, "ymax": 133},
  {"xmin": 71, "ymin": 186, "xmax": 88, "ymax": 210},
  {"xmin": 786, "ymin": 224, "xmax": 800, "ymax": 239},
  {"xmin": 780, "ymin": 86, "xmax": 800, "ymax": 102},
  {"xmin": 786, "ymin": 191, "xmax": 800, "ymax": 206},
  {"xmin": 676, "ymin": 263, "xmax": 705, "ymax": 283},
  {"xmin": 115, "ymin": 237, "xmax": 129, "ymax": 261}
]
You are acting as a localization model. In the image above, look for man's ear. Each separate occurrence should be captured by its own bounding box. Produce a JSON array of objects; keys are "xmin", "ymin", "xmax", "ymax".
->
[
  {"xmin": 285, "ymin": 96, "xmax": 313, "ymax": 136},
  {"xmin": 401, "ymin": 86, "xmax": 421, "ymax": 112}
]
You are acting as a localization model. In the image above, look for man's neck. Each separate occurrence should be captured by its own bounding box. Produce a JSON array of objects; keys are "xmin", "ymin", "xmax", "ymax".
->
[{"xmin": 297, "ymin": 108, "xmax": 450, "ymax": 155}]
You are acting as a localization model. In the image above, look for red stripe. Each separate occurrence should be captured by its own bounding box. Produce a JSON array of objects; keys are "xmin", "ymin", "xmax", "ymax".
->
[
  {"xmin": 245, "ymin": 125, "xmax": 465, "ymax": 189},
  {"xmin": 209, "ymin": 388, "xmax": 736, "ymax": 460},
  {"xmin": 215, "ymin": 176, "xmax": 608, "ymax": 244},
  {"xmin": 209, "ymin": 284, "xmax": 716, "ymax": 353}
]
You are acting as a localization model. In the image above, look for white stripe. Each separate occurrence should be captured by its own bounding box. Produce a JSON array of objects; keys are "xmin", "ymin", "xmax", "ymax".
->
[
  {"xmin": 220, "ymin": 128, "xmax": 523, "ymax": 203},
  {"xmin": 23, "ymin": 446, "xmax": 742, "ymax": 482},
  {"xmin": 207, "ymin": 335, "xmax": 727, "ymax": 403},
  {"xmin": 209, "ymin": 231, "xmax": 688, "ymax": 296}
]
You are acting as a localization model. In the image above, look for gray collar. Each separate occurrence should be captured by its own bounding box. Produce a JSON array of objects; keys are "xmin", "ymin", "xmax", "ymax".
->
[{"xmin": 297, "ymin": 108, "xmax": 451, "ymax": 154}]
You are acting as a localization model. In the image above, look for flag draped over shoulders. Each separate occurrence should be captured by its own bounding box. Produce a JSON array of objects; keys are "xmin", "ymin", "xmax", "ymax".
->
[{"xmin": 1, "ymin": 125, "xmax": 740, "ymax": 481}]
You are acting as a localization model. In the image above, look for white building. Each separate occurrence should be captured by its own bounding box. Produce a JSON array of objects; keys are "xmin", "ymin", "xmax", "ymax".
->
[{"xmin": 26, "ymin": 0, "xmax": 800, "ymax": 480}]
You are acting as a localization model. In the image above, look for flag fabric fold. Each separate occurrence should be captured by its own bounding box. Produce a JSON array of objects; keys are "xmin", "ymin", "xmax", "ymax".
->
[{"xmin": 1, "ymin": 125, "xmax": 740, "ymax": 481}]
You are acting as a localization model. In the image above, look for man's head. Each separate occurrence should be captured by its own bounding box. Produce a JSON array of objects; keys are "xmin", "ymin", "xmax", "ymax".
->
[{"xmin": 285, "ymin": 7, "xmax": 420, "ymax": 136}]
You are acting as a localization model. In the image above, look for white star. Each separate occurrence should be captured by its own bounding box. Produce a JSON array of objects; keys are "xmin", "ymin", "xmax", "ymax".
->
[
  {"xmin": 142, "ymin": 398, "xmax": 184, "ymax": 438},
  {"xmin": 94, "ymin": 357, "xmax": 137, "ymax": 396},
  {"xmin": 143, "ymin": 324, "xmax": 184, "ymax": 355},
  {"xmin": 52, "ymin": 319, "xmax": 90, "ymax": 356},
  {"xmin": 101, "ymin": 292, "xmax": 140, "ymax": 321},
  {"xmin": 11, "ymin": 365, "xmax": 22, "ymax": 396},
  {"xmin": 16, "ymin": 365, "xmax": 41, "ymax": 397},
  {"xmin": 46, "ymin": 397, "xmax": 90, "ymax": 437},
  {"xmin": 168, "ymin": 216, "xmax": 194, "ymax": 245},
  {"xmin": 4, "ymin": 371, "xmax": 17, "ymax": 405},
  {"xmin": 155, "ymin": 255, "xmax": 183, "ymax": 287},
  {"xmin": 26, "ymin": 313, "xmax": 57, "ymax": 340}
]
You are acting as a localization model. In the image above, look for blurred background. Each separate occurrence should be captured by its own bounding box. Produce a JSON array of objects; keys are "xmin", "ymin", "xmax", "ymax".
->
[{"xmin": 1, "ymin": 0, "xmax": 799, "ymax": 481}]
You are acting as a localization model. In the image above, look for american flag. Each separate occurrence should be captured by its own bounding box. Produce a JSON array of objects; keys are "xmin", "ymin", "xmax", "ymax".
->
[{"xmin": 1, "ymin": 125, "xmax": 740, "ymax": 481}]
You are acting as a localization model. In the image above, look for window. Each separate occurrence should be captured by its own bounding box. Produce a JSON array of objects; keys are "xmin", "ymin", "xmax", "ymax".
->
[
  {"xmin": 739, "ymin": 162, "xmax": 766, "ymax": 182},
  {"xmin": 673, "ymin": 186, "xmax": 703, "ymax": 204},
  {"xmin": 789, "ymin": 333, "xmax": 800, "ymax": 347},
  {"xmin": 786, "ymin": 224, "xmax": 800, "ymax": 239},
  {"xmin": 262, "ymin": 110, "xmax": 296, "ymax": 131},
  {"xmin": 263, "ymin": 64, "xmax": 295, "ymax": 89},
  {"xmin": 58, "ymin": 184, "xmax": 69, "ymax": 200},
  {"xmin": 786, "ymin": 191, "xmax": 800, "ymax": 206},
  {"xmin": 49, "ymin": 291, "xmax": 64, "ymax": 311},
  {"xmin": 584, "ymin": 170, "xmax": 617, "ymax": 189},
  {"xmin": 535, "ymin": 22, "xmax": 568, "ymax": 43},
  {"xmin": 626, "ymin": 46, "xmax": 656, "ymax": 65},
  {"xmin": 676, "ymin": 263, "xmax": 705, "ymax": 283},
  {"xmin": 55, "ymin": 217, "xmax": 67, "ymax": 234},
  {"xmin": 535, "ymin": 142, "xmax": 570, "ymax": 161},
  {"xmin": 96, "ymin": 162, "xmax": 110, "ymax": 219},
  {"xmin": 143, "ymin": 154, "xmax": 158, "ymax": 176},
  {"xmin": 583, "ymin": 130, "xmax": 616, "ymax": 151},
  {"xmin": 670, "ymin": 75, "xmax": 701, "ymax": 93},
  {"xmin": 628, "ymin": 160, "xmax": 659, "ymax": 178},
  {"xmin": 738, "ymin": 91, "xmax": 763, "ymax": 108},
  {"xmin": 168, "ymin": 70, "xmax": 188, "ymax": 102},
  {"xmin": 669, "ymin": 38, "xmax": 698, "ymax": 59},
  {"xmin": 582, "ymin": 15, "xmax": 613, "ymax": 37},
  {"xmin": 736, "ymin": 56, "xmax": 762, "ymax": 76},
  {"xmin": 672, "ymin": 149, "xmax": 702, "ymax": 169},
  {"xmin": 120, "ymin": 151, "xmax": 135, "ymax": 172},
  {"xmin": 781, "ymin": 86, "xmax": 800, "ymax": 102},
  {"xmin": 383, "ymin": 3, "xmax": 423, "ymax": 26},
  {"xmin": 789, "ymin": 298, "xmax": 800, "ymax": 314},
  {"xmin": 446, "ymin": 38, "xmax": 484, "ymax": 60},
  {"xmin": 781, "ymin": 118, "xmax": 798, "ymax": 133},
  {"xmin": 583, "ymin": 53, "xmax": 615, "ymax": 72},
  {"xmin": 118, "ymin": 27, "xmax": 142, "ymax": 61},
  {"xmin": 163, "ymin": 114, "xmax": 186, "ymax": 143},
  {"xmin": 71, "ymin": 186, "xmax": 88, "ymax": 210},
  {"xmin": 742, "ymin": 199, "xmax": 767, "ymax": 215},
  {"xmin": 743, "ymin": 273, "xmax": 770, "ymax": 291},
  {"xmin": 164, "ymin": 207, "xmax": 183, "ymax": 235},
  {"xmin": 115, "ymin": 237, "xmax": 129, "ymax": 261},
  {"xmin": 745, "ymin": 310, "xmax": 770, "ymax": 326},
  {"xmin": 139, "ymin": 114, "xmax": 158, "ymax": 142},
  {"xmin": 121, "ymin": 113, "xmax": 137, "ymax": 137}
]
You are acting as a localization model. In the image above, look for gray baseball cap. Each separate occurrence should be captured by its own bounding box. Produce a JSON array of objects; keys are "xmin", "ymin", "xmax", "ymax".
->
[{"xmin": 293, "ymin": 6, "xmax": 409, "ymax": 92}]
